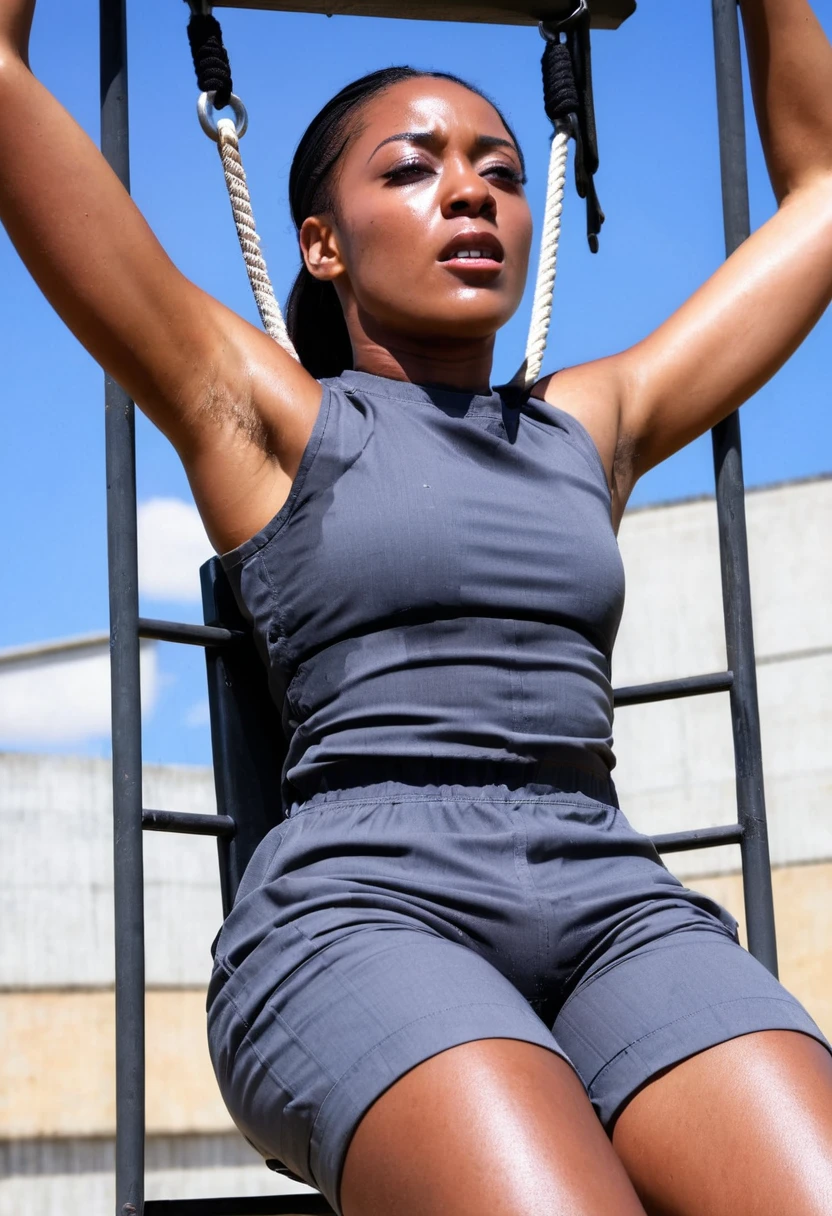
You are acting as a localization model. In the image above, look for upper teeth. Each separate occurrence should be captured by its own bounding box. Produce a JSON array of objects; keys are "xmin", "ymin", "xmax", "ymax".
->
[{"xmin": 457, "ymin": 249, "xmax": 486, "ymax": 258}]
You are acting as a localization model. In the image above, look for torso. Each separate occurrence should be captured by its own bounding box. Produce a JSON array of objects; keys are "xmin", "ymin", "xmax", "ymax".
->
[{"xmin": 221, "ymin": 370, "xmax": 626, "ymax": 807}]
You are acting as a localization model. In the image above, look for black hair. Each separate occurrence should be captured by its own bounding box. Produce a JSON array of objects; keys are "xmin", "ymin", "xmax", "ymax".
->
[{"xmin": 285, "ymin": 66, "xmax": 524, "ymax": 379}]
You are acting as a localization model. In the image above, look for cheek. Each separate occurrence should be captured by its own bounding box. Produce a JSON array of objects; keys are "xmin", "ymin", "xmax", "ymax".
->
[
  {"xmin": 508, "ymin": 202, "xmax": 534, "ymax": 268},
  {"xmin": 340, "ymin": 196, "xmax": 438, "ymax": 310},
  {"xmin": 348, "ymin": 193, "xmax": 434, "ymax": 270}
]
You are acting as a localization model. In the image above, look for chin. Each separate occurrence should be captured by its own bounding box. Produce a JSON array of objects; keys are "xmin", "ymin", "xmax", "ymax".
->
[{"xmin": 409, "ymin": 296, "xmax": 519, "ymax": 340}]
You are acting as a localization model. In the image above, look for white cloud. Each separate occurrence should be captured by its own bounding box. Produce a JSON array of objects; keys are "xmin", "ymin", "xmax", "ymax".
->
[
  {"xmin": 0, "ymin": 642, "xmax": 158, "ymax": 745},
  {"xmin": 185, "ymin": 698, "xmax": 211, "ymax": 729},
  {"xmin": 137, "ymin": 498, "xmax": 214, "ymax": 604}
]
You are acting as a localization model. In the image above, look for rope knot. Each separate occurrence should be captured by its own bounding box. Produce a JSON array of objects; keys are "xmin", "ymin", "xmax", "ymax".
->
[
  {"xmin": 542, "ymin": 40, "xmax": 579, "ymax": 125},
  {"xmin": 187, "ymin": 14, "xmax": 233, "ymax": 109}
]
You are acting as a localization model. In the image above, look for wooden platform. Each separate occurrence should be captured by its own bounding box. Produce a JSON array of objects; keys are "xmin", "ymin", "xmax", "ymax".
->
[{"xmin": 216, "ymin": 0, "xmax": 635, "ymax": 30}]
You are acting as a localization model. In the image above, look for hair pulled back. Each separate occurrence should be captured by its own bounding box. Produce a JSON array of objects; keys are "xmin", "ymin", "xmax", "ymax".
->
[{"xmin": 286, "ymin": 66, "xmax": 523, "ymax": 379}]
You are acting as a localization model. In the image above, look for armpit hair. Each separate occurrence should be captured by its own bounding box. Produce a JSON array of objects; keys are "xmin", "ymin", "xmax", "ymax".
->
[{"xmin": 192, "ymin": 370, "xmax": 277, "ymax": 459}]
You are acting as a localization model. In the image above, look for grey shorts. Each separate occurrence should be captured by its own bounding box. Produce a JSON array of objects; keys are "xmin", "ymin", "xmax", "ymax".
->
[{"xmin": 206, "ymin": 774, "xmax": 830, "ymax": 1214}]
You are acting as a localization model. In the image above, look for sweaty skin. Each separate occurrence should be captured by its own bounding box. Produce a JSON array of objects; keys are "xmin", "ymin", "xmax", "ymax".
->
[{"xmin": 3, "ymin": 1, "xmax": 832, "ymax": 1213}]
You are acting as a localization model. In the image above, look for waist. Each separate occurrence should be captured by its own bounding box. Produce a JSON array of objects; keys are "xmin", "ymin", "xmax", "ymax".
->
[{"xmin": 287, "ymin": 756, "xmax": 618, "ymax": 816}]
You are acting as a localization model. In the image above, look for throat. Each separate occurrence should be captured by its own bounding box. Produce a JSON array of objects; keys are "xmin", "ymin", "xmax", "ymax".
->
[{"xmin": 350, "ymin": 333, "xmax": 495, "ymax": 395}]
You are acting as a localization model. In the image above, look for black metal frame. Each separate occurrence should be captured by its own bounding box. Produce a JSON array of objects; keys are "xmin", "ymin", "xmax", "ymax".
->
[{"xmin": 101, "ymin": 2, "xmax": 776, "ymax": 1212}]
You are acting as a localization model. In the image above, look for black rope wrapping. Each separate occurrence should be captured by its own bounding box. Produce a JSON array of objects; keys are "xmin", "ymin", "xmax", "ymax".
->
[
  {"xmin": 540, "ymin": 15, "xmax": 605, "ymax": 253},
  {"xmin": 542, "ymin": 40, "xmax": 579, "ymax": 124},
  {"xmin": 187, "ymin": 13, "xmax": 233, "ymax": 109}
]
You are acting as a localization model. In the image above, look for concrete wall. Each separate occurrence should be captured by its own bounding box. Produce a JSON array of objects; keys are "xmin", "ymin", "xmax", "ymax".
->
[
  {"xmin": 613, "ymin": 476, "xmax": 832, "ymax": 877},
  {"xmin": 2, "ymin": 476, "xmax": 830, "ymax": 1215}
]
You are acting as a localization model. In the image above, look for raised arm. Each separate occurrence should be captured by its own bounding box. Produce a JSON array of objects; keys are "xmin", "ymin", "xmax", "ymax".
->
[
  {"xmin": 0, "ymin": 1, "xmax": 321, "ymax": 552},
  {"xmin": 540, "ymin": 0, "xmax": 832, "ymax": 527}
]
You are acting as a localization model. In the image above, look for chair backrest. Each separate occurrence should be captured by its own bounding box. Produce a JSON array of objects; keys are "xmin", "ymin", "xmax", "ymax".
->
[{"xmin": 201, "ymin": 556, "xmax": 288, "ymax": 916}]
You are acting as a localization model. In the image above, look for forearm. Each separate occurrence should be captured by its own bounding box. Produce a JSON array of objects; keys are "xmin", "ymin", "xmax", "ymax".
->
[{"xmin": 739, "ymin": 0, "xmax": 832, "ymax": 201}]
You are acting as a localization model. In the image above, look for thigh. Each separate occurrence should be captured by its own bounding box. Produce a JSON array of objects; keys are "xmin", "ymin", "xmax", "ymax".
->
[
  {"xmin": 342, "ymin": 1038, "xmax": 648, "ymax": 1216},
  {"xmin": 611, "ymin": 1029, "xmax": 832, "ymax": 1216}
]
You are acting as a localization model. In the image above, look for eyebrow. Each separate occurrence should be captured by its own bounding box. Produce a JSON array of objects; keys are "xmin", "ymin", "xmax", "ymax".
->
[{"xmin": 367, "ymin": 130, "xmax": 520, "ymax": 164}]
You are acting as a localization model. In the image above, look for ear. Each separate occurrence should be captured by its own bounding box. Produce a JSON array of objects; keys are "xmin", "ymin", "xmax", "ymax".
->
[{"xmin": 299, "ymin": 216, "xmax": 345, "ymax": 284}]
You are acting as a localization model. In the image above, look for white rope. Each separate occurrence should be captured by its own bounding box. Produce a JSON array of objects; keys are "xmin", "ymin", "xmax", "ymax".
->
[
  {"xmin": 215, "ymin": 117, "xmax": 299, "ymax": 360},
  {"xmin": 508, "ymin": 121, "xmax": 571, "ymax": 391}
]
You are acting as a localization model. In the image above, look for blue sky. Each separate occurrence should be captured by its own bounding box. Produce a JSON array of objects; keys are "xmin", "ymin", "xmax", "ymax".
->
[{"xmin": 1, "ymin": 0, "xmax": 830, "ymax": 766}]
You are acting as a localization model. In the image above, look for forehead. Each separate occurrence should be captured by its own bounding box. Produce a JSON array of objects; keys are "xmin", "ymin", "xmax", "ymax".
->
[{"xmin": 353, "ymin": 77, "xmax": 513, "ymax": 149}]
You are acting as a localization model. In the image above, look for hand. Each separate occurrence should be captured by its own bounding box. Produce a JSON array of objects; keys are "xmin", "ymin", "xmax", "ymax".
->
[{"xmin": 0, "ymin": 0, "xmax": 36, "ymax": 64}]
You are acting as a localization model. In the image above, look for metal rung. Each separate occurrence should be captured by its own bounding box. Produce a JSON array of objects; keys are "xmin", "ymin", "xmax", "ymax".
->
[
  {"xmin": 651, "ymin": 823, "xmax": 744, "ymax": 854},
  {"xmin": 138, "ymin": 617, "xmax": 244, "ymax": 647},
  {"xmin": 142, "ymin": 809, "xmax": 236, "ymax": 838},
  {"xmin": 613, "ymin": 670, "xmax": 733, "ymax": 707},
  {"xmin": 144, "ymin": 1196, "xmax": 334, "ymax": 1215}
]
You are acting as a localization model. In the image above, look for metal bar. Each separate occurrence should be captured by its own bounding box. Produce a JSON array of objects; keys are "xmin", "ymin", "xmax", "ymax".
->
[
  {"xmin": 101, "ymin": 18, "xmax": 145, "ymax": 1216},
  {"xmin": 138, "ymin": 617, "xmax": 243, "ymax": 647},
  {"xmin": 142, "ymin": 809, "xmax": 236, "ymax": 838},
  {"xmin": 711, "ymin": 0, "xmax": 778, "ymax": 976},
  {"xmin": 651, "ymin": 823, "xmax": 744, "ymax": 855},
  {"xmin": 144, "ymin": 1197, "xmax": 335, "ymax": 1215},
  {"xmin": 100, "ymin": 1, "xmax": 145, "ymax": 1213},
  {"xmin": 613, "ymin": 670, "xmax": 732, "ymax": 708}
]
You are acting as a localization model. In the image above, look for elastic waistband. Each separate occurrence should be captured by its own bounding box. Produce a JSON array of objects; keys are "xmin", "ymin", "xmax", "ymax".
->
[{"xmin": 289, "ymin": 757, "xmax": 618, "ymax": 815}]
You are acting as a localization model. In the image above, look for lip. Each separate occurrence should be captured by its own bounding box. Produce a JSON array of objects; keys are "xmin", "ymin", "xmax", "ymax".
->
[{"xmin": 438, "ymin": 230, "xmax": 505, "ymax": 267}]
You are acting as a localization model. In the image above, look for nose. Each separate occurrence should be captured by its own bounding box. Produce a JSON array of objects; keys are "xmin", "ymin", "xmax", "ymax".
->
[{"xmin": 440, "ymin": 157, "xmax": 496, "ymax": 220}]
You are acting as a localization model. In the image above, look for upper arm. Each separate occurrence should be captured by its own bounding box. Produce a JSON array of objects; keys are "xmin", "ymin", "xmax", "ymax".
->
[
  {"xmin": 0, "ymin": 50, "xmax": 321, "ymax": 551},
  {"xmin": 612, "ymin": 176, "xmax": 832, "ymax": 486}
]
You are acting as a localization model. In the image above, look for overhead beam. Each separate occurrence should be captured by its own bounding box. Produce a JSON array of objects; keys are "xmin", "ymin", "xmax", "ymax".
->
[{"xmin": 215, "ymin": 0, "xmax": 635, "ymax": 31}]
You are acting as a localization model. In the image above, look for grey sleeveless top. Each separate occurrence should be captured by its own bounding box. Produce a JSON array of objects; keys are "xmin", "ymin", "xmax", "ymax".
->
[{"xmin": 221, "ymin": 370, "xmax": 626, "ymax": 804}]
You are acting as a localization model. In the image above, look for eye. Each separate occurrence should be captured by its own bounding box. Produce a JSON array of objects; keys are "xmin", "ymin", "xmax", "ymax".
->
[
  {"xmin": 482, "ymin": 163, "xmax": 526, "ymax": 186},
  {"xmin": 383, "ymin": 159, "xmax": 435, "ymax": 184}
]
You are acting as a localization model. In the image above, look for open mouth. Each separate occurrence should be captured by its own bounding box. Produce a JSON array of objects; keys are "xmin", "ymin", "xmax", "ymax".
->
[{"xmin": 438, "ymin": 231, "xmax": 505, "ymax": 269}]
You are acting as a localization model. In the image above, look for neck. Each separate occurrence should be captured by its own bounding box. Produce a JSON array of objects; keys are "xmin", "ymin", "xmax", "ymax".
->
[{"xmin": 349, "ymin": 329, "xmax": 496, "ymax": 395}]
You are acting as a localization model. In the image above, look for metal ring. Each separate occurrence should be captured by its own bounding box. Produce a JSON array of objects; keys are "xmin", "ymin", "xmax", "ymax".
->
[
  {"xmin": 197, "ymin": 91, "xmax": 249, "ymax": 142},
  {"xmin": 539, "ymin": 0, "xmax": 588, "ymax": 39}
]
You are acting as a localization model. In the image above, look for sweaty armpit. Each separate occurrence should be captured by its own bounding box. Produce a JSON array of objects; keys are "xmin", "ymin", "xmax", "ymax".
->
[
  {"xmin": 191, "ymin": 371, "xmax": 277, "ymax": 458},
  {"xmin": 610, "ymin": 431, "xmax": 640, "ymax": 531}
]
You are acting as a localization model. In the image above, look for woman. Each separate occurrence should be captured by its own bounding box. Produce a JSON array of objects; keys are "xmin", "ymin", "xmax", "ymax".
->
[{"xmin": 3, "ymin": 0, "xmax": 832, "ymax": 1212}]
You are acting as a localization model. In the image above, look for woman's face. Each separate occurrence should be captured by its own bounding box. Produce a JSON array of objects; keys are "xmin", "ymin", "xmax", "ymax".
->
[{"xmin": 301, "ymin": 77, "xmax": 533, "ymax": 348}]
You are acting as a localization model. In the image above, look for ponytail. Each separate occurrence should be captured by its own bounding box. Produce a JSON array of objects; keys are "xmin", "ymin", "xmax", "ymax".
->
[{"xmin": 286, "ymin": 266, "xmax": 353, "ymax": 381}]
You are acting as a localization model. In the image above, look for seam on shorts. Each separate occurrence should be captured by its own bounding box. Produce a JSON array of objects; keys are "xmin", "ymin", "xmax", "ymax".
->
[
  {"xmin": 505, "ymin": 803, "xmax": 548, "ymax": 1006},
  {"xmin": 308, "ymin": 999, "xmax": 540, "ymax": 1148},
  {"xmin": 587, "ymin": 995, "xmax": 800, "ymax": 1093},
  {"xmin": 289, "ymin": 919, "xmax": 442, "ymax": 1043},
  {"xmin": 218, "ymin": 924, "xmax": 345, "ymax": 1095},
  {"xmin": 219, "ymin": 983, "xmax": 253, "ymax": 1033},
  {"xmin": 236, "ymin": 1012, "xmax": 301, "ymax": 1108},
  {"xmin": 557, "ymin": 928, "xmax": 740, "ymax": 1022}
]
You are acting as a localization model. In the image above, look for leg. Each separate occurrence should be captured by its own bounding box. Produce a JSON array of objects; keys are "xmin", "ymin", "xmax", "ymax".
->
[
  {"xmin": 612, "ymin": 1029, "xmax": 832, "ymax": 1216},
  {"xmin": 341, "ymin": 1038, "xmax": 648, "ymax": 1216}
]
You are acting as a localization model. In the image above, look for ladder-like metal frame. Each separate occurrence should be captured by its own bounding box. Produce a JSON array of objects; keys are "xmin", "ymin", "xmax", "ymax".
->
[{"xmin": 101, "ymin": 1, "xmax": 776, "ymax": 1212}]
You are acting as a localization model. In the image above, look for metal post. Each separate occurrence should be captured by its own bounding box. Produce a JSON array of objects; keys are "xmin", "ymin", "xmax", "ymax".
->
[
  {"xmin": 711, "ymin": 0, "xmax": 778, "ymax": 976},
  {"xmin": 100, "ymin": 0, "xmax": 146, "ymax": 1211}
]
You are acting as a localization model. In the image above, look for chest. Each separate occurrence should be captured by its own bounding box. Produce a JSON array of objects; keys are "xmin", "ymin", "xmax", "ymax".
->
[{"xmin": 274, "ymin": 403, "xmax": 625, "ymax": 654}]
